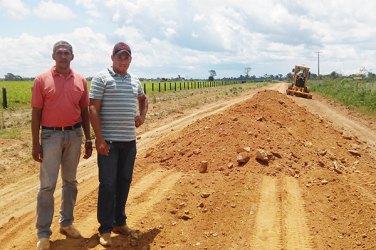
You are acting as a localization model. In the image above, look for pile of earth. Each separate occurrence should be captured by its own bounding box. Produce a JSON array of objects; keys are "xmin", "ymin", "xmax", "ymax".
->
[{"xmin": 141, "ymin": 90, "xmax": 373, "ymax": 178}]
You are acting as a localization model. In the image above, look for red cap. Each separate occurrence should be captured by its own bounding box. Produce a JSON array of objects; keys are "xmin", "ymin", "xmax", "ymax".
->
[{"xmin": 112, "ymin": 42, "xmax": 131, "ymax": 56}]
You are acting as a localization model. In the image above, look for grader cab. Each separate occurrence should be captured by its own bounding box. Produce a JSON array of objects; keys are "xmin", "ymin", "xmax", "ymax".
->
[{"xmin": 286, "ymin": 65, "xmax": 312, "ymax": 99}]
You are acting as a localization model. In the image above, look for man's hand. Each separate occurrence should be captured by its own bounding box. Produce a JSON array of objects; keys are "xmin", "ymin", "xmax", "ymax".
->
[
  {"xmin": 95, "ymin": 138, "xmax": 110, "ymax": 156},
  {"xmin": 135, "ymin": 115, "xmax": 145, "ymax": 128},
  {"xmin": 32, "ymin": 143, "xmax": 43, "ymax": 162},
  {"xmin": 83, "ymin": 141, "xmax": 93, "ymax": 159}
]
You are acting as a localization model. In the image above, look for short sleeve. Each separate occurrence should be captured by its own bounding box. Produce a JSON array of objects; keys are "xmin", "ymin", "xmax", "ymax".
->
[{"xmin": 31, "ymin": 76, "xmax": 44, "ymax": 109}]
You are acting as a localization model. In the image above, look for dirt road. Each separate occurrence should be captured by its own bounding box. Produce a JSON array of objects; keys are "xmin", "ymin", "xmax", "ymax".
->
[{"xmin": 0, "ymin": 82, "xmax": 375, "ymax": 249}]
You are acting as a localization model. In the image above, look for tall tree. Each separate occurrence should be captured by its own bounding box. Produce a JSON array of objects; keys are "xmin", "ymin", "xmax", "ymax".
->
[
  {"xmin": 244, "ymin": 67, "xmax": 252, "ymax": 78},
  {"xmin": 208, "ymin": 70, "xmax": 216, "ymax": 81}
]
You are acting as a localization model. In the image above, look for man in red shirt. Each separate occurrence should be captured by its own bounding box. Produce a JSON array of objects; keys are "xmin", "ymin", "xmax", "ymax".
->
[{"xmin": 31, "ymin": 41, "xmax": 92, "ymax": 250}]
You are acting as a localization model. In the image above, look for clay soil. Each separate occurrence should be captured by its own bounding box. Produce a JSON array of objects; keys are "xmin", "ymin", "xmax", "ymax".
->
[{"xmin": 0, "ymin": 82, "xmax": 375, "ymax": 250}]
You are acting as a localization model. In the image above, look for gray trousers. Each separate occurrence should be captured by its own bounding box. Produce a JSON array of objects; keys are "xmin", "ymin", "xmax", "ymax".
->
[{"xmin": 36, "ymin": 128, "xmax": 82, "ymax": 239}]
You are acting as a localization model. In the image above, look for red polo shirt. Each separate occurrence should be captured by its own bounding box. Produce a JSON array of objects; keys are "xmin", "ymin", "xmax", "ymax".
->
[{"xmin": 32, "ymin": 67, "xmax": 89, "ymax": 127}]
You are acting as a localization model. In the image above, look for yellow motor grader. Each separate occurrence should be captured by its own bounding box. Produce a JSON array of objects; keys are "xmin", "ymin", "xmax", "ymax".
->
[{"xmin": 286, "ymin": 65, "xmax": 312, "ymax": 99}]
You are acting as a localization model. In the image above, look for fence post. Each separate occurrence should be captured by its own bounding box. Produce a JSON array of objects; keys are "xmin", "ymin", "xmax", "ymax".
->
[
  {"xmin": 152, "ymin": 82, "xmax": 154, "ymax": 92},
  {"xmin": 2, "ymin": 87, "xmax": 7, "ymax": 109},
  {"xmin": 143, "ymin": 83, "xmax": 146, "ymax": 94}
]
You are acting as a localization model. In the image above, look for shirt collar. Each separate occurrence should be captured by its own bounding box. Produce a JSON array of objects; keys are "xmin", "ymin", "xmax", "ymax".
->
[
  {"xmin": 51, "ymin": 66, "xmax": 74, "ymax": 78},
  {"xmin": 108, "ymin": 67, "xmax": 130, "ymax": 78}
]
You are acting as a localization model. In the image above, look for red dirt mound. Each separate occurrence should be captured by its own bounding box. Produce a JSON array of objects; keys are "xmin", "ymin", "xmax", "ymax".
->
[{"xmin": 143, "ymin": 90, "xmax": 373, "ymax": 177}]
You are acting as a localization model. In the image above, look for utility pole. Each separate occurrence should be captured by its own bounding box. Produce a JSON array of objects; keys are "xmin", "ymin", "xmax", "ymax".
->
[{"xmin": 316, "ymin": 51, "xmax": 321, "ymax": 81}]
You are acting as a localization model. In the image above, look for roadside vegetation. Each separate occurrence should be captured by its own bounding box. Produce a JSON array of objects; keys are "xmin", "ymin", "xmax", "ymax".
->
[
  {"xmin": 0, "ymin": 80, "xmax": 254, "ymax": 110},
  {"xmin": 1, "ymin": 77, "xmax": 375, "ymax": 137},
  {"xmin": 310, "ymin": 78, "xmax": 376, "ymax": 117},
  {"xmin": 0, "ymin": 81, "xmax": 268, "ymax": 138}
]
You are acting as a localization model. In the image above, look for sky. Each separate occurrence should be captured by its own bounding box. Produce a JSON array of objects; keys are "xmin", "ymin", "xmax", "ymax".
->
[{"xmin": 0, "ymin": 0, "xmax": 375, "ymax": 79}]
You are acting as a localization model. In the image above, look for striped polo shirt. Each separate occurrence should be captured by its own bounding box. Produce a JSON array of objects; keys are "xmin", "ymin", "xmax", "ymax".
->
[{"xmin": 89, "ymin": 67, "xmax": 144, "ymax": 141}]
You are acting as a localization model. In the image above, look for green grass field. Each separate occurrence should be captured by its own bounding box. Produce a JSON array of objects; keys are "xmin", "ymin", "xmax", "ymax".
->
[
  {"xmin": 310, "ymin": 78, "xmax": 376, "ymax": 117},
  {"xmin": 1, "ymin": 78, "xmax": 375, "ymax": 117},
  {"xmin": 0, "ymin": 80, "xmax": 267, "ymax": 137},
  {"xmin": 0, "ymin": 80, "xmax": 244, "ymax": 110},
  {"xmin": 0, "ymin": 81, "xmax": 239, "ymax": 109},
  {"xmin": 0, "ymin": 81, "xmax": 33, "ymax": 109}
]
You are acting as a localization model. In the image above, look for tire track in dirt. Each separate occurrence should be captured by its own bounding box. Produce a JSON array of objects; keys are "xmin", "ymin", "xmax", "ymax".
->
[
  {"xmin": 347, "ymin": 173, "xmax": 376, "ymax": 204},
  {"xmin": 0, "ymin": 170, "xmax": 100, "ymax": 249},
  {"xmin": 0, "ymin": 157, "xmax": 98, "ymax": 227},
  {"xmin": 0, "ymin": 211, "xmax": 36, "ymax": 249},
  {"xmin": 282, "ymin": 176, "xmax": 313, "ymax": 250},
  {"xmin": 73, "ymin": 169, "xmax": 183, "ymax": 237},
  {"xmin": 0, "ymin": 175, "xmax": 38, "ymax": 226},
  {"xmin": 53, "ymin": 169, "xmax": 182, "ymax": 250},
  {"xmin": 251, "ymin": 176, "xmax": 282, "ymax": 249},
  {"xmin": 1, "ymin": 169, "xmax": 182, "ymax": 250},
  {"xmin": 251, "ymin": 176, "xmax": 312, "ymax": 250},
  {"xmin": 129, "ymin": 170, "xmax": 183, "ymax": 223}
]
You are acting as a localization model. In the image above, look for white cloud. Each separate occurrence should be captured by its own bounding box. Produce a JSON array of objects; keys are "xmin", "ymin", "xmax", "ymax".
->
[
  {"xmin": 0, "ymin": 0, "xmax": 29, "ymax": 19},
  {"xmin": 0, "ymin": 27, "xmax": 111, "ymax": 78},
  {"xmin": 1, "ymin": 0, "xmax": 376, "ymax": 78},
  {"xmin": 33, "ymin": 1, "xmax": 76, "ymax": 20},
  {"xmin": 0, "ymin": 33, "xmax": 53, "ymax": 77},
  {"xmin": 76, "ymin": 0, "xmax": 101, "ymax": 18}
]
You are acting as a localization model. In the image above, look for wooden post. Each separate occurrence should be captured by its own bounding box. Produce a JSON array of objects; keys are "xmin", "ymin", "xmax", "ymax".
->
[{"xmin": 2, "ymin": 87, "xmax": 7, "ymax": 109}]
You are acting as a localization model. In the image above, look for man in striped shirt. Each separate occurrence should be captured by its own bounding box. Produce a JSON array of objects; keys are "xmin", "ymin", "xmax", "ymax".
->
[{"xmin": 89, "ymin": 42, "xmax": 148, "ymax": 247}]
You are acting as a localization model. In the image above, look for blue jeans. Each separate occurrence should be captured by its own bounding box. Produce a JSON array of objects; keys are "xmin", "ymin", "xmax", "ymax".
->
[
  {"xmin": 36, "ymin": 128, "xmax": 83, "ymax": 239},
  {"xmin": 97, "ymin": 140, "xmax": 136, "ymax": 234}
]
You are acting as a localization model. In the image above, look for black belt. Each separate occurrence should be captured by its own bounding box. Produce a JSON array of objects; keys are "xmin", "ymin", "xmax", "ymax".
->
[{"xmin": 42, "ymin": 123, "xmax": 81, "ymax": 131}]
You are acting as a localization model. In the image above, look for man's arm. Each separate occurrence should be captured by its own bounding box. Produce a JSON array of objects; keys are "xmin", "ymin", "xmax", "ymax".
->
[
  {"xmin": 89, "ymin": 99, "xmax": 109, "ymax": 156},
  {"xmin": 135, "ymin": 94, "xmax": 148, "ymax": 128},
  {"xmin": 81, "ymin": 107, "xmax": 92, "ymax": 159},
  {"xmin": 31, "ymin": 108, "xmax": 43, "ymax": 162}
]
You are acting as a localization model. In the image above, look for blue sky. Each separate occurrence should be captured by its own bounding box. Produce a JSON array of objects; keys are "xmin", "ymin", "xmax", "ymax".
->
[{"xmin": 0, "ymin": 0, "xmax": 375, "ymax": 79}]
